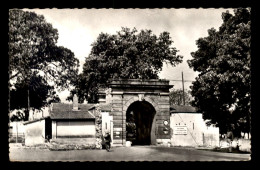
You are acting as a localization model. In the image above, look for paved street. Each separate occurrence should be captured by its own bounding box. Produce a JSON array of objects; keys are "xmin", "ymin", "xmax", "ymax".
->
[{"xmin": 9, "ymin": 145, "xmax": 250, "ymax": 161}]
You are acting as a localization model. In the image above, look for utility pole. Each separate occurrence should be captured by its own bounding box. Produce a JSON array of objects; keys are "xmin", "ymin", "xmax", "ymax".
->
[
  {"xmin": 182, "ymin": 72, "xmax": 185, "ymax": 105},
  {"xmin": 27, "ymin": 87, "xmax": 30, "ymax": 120}
]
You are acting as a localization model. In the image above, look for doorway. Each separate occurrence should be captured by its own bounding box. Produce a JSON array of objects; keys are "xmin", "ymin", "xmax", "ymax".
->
[{"xmin": 126, "ymin": 101, "xmax": 156, "ymax": 145}]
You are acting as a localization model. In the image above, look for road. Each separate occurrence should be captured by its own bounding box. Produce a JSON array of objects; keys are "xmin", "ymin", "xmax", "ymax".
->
[{"xmin": 9, "ymin": 145, "xmax": 250, "ymax": 162}]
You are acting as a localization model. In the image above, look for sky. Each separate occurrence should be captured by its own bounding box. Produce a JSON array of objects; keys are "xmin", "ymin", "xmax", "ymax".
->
[{"xmin": 24, "ymin": 8, "xmax": 234, "ymax": 103}]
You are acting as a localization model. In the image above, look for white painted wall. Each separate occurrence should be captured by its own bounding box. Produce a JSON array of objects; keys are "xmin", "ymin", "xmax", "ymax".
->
[
  {"xmin": 9, "ymin": 122, "xmax": 25, "ymax": 134},
  {"xmin": 101, "ymin": 112, "xmax": 113, "ymax": 143},
  {"xmin": 203, "ymin": 126, "xmax": 220, "ymax": 147},
  {"xmin": 52, "ymin": 121, "xmax": 56, "ymax": 139},
  {"xmin": 56, "ymin": 120, "xmax": 95, "ymax": 137},
  {"xmin": 170, "ymin": 113, "xmax": 219, "ymax": 147},
  {"xmin": 24, "ymin": 120, "xmax": 45, "ymax": 146}
]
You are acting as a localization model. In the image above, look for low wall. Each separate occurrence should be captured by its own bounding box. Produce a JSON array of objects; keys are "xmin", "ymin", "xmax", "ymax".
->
[
  {"xmin": 24, "ymin": 119, "xmax": 45, "ymax": 146},
  {"xmin": 170, "ymin": 113, "xmax": 204, "ymax": 147},
  {"xmin": 170, "ymin": 113, "xmax": 219, "ymax": 147},
  {"xmin": 203, "ymin": 126, "xmax": 220, "ymax": 147},
  {"xmin": 220, "ymin": 138, "xmax": 251, "ymax": 152},
  {"xmin": 238, "ymin": 139, "xmax": 251, "ymax": 152}
]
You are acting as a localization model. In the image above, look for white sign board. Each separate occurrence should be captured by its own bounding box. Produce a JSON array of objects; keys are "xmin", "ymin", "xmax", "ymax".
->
[
  {"xmin": 114, "ymin": 128, "xmax": 122, "ymax": 131},
  {"xmin": 173, "ymin": 126, "xmax": 187, "ymax": 135}
]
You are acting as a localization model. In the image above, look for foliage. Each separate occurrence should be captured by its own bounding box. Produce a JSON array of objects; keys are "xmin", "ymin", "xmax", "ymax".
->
[
  {"xmin": 187, "ymin": 8, "xmax": 251, "ymax": 136},
  {"xmin": 10, "ymin": 74, "xmax": 60, "ymax": 110},
  {"xmin": 9, "ymin": 9, "xmax": 79, "ymax": 120},
  {"xmin": 69, "ymin": 27, "xmax": 183, "ymax": 103},
  {"xmin": 169, "ymin": 89, "xmax": 193, "ymax": 106},
  {"xmin": 10, "ymin": 74, "xmax": 60, "ymax": 121},
  {"xmin": 66, "ymin": 73, "xmax": 89, "ymax": 103}
]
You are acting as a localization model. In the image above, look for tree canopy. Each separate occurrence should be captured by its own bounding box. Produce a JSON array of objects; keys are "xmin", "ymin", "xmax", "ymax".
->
[
  {"xmin": 9, "ymin": 9, "xmax": 79, "ymax": 120},
  {"xmin": 68, "ymin": 27, "xmax": 183, "ymax": 103},
  {"xmin": 169, "ymin": 89, "xmax": 193, "ymax": 106},
  {"xmin": 187, "ymin": 8, "xmax": 251, "ymax": 136}
]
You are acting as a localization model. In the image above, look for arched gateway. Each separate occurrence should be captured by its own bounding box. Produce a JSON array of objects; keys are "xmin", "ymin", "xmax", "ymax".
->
[{"xmin": 108, "ymin": 79, "xmax": 172, "ymax": 146}]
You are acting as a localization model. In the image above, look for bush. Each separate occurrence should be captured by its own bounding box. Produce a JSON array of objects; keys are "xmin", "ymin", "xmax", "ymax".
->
[{"xmin": 48, "ymin": 144, "xmax": 98, "ymax": 151}]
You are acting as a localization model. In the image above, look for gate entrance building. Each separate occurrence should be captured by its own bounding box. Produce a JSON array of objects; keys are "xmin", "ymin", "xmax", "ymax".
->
[
  {"xmin": 105, "ymin": 79, "xmax": 173, "ymax": 146},
  {"xmin": 23, "ymin": 79, "xmax": 220, "ymax": 147}
]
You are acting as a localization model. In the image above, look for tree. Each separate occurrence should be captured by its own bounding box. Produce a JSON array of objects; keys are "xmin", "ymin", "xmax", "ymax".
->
[
  {"xmin": 9, "ymin": 9, "xmax": 79, "ymax": 120},
  {"xmin": 10, "ymin": 74, "xmax": 61, "ymax": 120},
  {"xmin": 169, "ymin": 89, "xmax": 193, "ymax": 106},
  {"xmin": 68, "ymin": 27, "xmax": 183, "ymax": 103},
  {"xmin": 187, "ymin": 8, "xmax": 251, "ymax": 136}
]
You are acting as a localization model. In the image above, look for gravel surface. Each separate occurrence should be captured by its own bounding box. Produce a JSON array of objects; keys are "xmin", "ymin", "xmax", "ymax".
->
[{"xmin": 9, "ymin": 145, "xmax": 250, "ymax": 162}]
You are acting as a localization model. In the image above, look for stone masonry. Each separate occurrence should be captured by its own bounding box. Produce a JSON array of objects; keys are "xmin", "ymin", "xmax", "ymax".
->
[{"xmin": 108, "ymin": 79, "xmax": 173, "ymax": 146}]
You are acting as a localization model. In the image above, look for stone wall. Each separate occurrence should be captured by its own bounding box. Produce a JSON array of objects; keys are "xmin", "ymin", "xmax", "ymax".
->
[
  {"xmin": 111, "ymin": 93, "xmax": 171, "ymax": 146},
  {"xmin": 95, "ymin": 111, "xmax": 102, "ymax": 149},
  {"xmin": 101, "ymin": 112, "xmax": 113, "ymax": 144},
  {"xmin": 109, "ymin": 79, "xmax": 173, "ymax": 146},
  {"xmin": 111, "ymin": 92, "xmax": 125, "ymax": 146}
]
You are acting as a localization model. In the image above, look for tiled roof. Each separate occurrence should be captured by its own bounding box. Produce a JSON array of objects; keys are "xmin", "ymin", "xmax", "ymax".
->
[
  {"xmin": 170, "ymin": 105, "xmax": 199, "ymax": 113},
  {"xmin": 89, "ymin": 104, "xmax": 112, "ymax": 112},
  {"xmin": 100, "ymin": 104, "xmax": 112, "ymax": 112},
  {"xmin": 50, "ymin": 103, "xmax": 96, "ymax": 119},
  {"xmin": 52, "ymin": 103, "xmax": 95, "ymax": 112}
]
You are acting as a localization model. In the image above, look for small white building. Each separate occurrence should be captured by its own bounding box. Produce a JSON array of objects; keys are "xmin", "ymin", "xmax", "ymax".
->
[
  {"xmin": 170, "ymin": 105, "xmax": 219, "ymax": 147},
  {"xmin": 50, "ymin": 103, "xmax": 96, "ymax": 139},
  {"xmin": 23, "ymin": 94, "xmax": 113, "ymax": 146}
]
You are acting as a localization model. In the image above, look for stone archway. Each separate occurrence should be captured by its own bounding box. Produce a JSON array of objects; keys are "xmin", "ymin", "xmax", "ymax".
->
[
  {"xmin": 108, "ymin": 79, "xmax": 172, "ymax": 146},
  {"xmin": 126, "ymin": 100, "xmax": 156, "ymax": 145},
  {"xmin": 124, "ymin": 96, "xmax": 159, "ymax": 145}
]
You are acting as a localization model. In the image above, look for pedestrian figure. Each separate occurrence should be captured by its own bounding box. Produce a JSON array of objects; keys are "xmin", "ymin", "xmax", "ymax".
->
[
  {"xmin": 227, "ymin": 129, "xmax": 234, "ymax": 153},
  {"xmin": 103, "ymin": 131, "xmax": 112, "ymax": 152},
  {"xmin": 46, "ymin": 135, "xmax": 50, "ymax": 143}
]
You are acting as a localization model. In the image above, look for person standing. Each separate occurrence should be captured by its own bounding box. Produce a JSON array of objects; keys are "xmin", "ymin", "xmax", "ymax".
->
[
  {"xmin": 104, "ymin": 131, "xmax": 112, "ymax": 152},
  {"xmin": 227, "ymin": 128, "xmax": 234, "ymax": 153}
]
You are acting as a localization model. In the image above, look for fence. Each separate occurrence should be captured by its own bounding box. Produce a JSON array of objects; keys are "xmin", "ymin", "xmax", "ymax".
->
[{"xmin": 9, "ymin": 133, "xmax": 25, "ymax": 143}]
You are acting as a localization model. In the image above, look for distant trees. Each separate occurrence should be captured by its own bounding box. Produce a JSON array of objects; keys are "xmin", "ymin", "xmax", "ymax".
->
[
  {"xmin": 188, "ymin": 8, "xmax": 251, "ymax": 136},
  {"xmin": 169, "ymin": 89, "xmax": 193, "ymax": 106},
  {"xmin": 9, "ymin": 9, "xmax": 79, "ymax": 121},
  {"xmin": 68, "ymin": 27, "xmax": 183, "ymax": 103}
]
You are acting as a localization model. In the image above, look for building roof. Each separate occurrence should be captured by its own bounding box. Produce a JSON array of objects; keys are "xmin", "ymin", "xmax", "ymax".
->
[
  {"xmin": 50, "ymin": 103, "xmax": 96, "ymax": 119},
  {"xmin": 109, "ymin": 79, "xmax": 173, "ymax": 93},
  {"xmin": 89, "ymin": 104, "xmax": 112, "ymax": 112},
  {"xmin": 170, "ymin": 105, "xmax": 199, "ymax": 113},
  {"xmin": 23, "ymin": 116, "xmax": 50, "ymax": 125}
]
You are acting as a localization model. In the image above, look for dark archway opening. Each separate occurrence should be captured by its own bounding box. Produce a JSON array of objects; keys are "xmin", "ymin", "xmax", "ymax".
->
[{"xmin": 126, "ymin": 101, "xmax": 156, "ymax": 145}]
